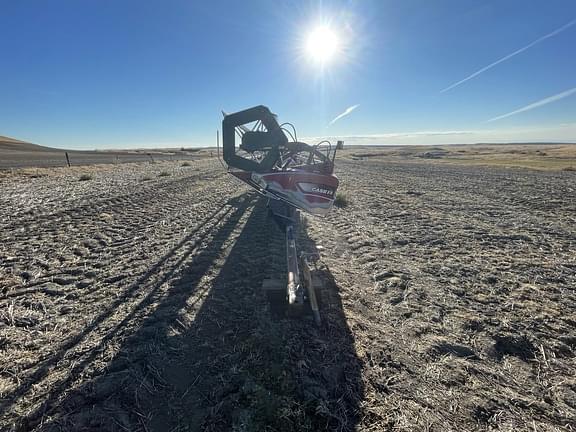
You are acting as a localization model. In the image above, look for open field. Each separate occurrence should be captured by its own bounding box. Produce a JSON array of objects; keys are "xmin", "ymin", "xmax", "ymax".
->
[
  {"xmin": 343, "ymin": 143, "xmax": 576, "ymax": 171},
  {"xmin": 1, "ymin": 152, "xmax": 575, "ymax": 431},
  {"xmin": 0, "ymin": 136, "xmax": 209, "ymax": 169}
]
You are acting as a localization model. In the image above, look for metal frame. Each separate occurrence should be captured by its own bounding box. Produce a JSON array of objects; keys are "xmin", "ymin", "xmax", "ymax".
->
[{"xmin": 220, "ymin": 106, "xmax": 336, "ymax": 323}]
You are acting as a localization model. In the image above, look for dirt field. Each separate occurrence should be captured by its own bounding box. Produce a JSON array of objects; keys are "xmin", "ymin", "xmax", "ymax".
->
[
  {"xmin": 1, "ymin": 154, "xmax": 575, "ymax": 431},
  {"xmin": 347, "ymin": 143, "xmax": 576, "ymax": 171},
  {"xmin": 0, "ymin": 136, "xmax": 205, "ymax": 169}
]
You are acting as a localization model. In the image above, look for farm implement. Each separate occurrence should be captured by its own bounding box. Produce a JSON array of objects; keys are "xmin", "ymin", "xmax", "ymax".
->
[{"xmin": 220, "ymin": 105, "xmax": 341, "ymax": 323}]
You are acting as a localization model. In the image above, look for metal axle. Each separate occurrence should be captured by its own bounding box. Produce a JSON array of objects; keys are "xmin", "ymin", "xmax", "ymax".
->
[{"xmin": 286, "ymin": 223, "xmax": 304, "ymax": 305}]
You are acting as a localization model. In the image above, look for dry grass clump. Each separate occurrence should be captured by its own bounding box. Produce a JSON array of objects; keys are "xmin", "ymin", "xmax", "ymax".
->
[
  {"xmin": 78, "ymin": 174, "xmax": 92, "ymax": 181},
  {"xmin": 334, "ymin": 192, "xmax": 349, "ymax": 208},
  {"xmin": 158, "ymin": 171, "xmax": 171, "ymax": 177},
  {"xmin": 562, "ymin": 166, "xmax": 575, "ymax": 171},
  {"xmin": 181, "ymin": 161, "xmax": 192, "ymax": 167}
]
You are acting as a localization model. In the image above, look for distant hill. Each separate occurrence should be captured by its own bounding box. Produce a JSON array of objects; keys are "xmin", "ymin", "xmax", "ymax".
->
[
  {"xmin": 0, "ymin": 135, "xmax": 66, "ymax": 153},
  {"xmin": 0, "ymin": 135, "xmax": 205, "ymax": 169}
]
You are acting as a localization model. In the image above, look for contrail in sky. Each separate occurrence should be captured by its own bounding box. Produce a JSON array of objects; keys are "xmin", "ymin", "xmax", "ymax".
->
[
  {"xmin": 330, "ymin": 104, "xmax": 359, "ymax": 125},
  {"xmin": 441, "ymin": 18, "xmax": 576, "ymax": 93},
  {"xmin": 486, "ymin": 86, "xmax": 576, "ymax": 122}
]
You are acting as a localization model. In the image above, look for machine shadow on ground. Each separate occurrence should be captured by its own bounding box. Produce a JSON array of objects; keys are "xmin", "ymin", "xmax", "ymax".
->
[
  {"xmin": 2, "ymin": 196, "xmax": 239, "ymax": 422},
  {"xmin": 25, "ymin": 195, "xmax": 363, "ymax": 432}
]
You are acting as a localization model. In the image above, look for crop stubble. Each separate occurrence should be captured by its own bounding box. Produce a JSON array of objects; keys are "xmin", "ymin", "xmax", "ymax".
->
[{"xmin": 0, "ymin": 158, "xmax": 575, "ymax": 431}]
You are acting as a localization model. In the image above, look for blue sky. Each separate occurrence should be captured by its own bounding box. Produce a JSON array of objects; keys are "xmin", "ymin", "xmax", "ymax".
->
[{"xmin": 1, "ymin": 0, "xmax": 575, "ymax": 149}]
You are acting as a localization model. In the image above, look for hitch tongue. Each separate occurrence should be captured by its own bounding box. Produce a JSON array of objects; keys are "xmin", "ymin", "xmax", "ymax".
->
[{"xmin": 286, "ymin": 224, "xmax": 304, "ymax": 305}]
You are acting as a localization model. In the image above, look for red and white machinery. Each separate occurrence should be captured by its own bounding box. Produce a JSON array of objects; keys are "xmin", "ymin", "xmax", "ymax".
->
[
  {"xmin": 221, "ymin": 105, "xmax": 340, "ymax": 217},
  {"xmin": 220, "ymin": 106, "xmax": 342, "ymax": 322}
]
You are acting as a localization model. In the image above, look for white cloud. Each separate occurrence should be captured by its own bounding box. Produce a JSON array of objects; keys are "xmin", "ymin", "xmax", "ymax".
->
[
  {"xmin": 306, "ymin": 124, "xmax": 576, "ymax": 145},
  {"xmin": 329, "ymin": 104, "xmax": 360, "ymax": 125},
  {"xmin": 441, "ymin": 19, "xmax": 576, "ymax": 93},
  {"xmin": 486, "ymin": 86, "xmax": 576, "ymax": 122}
]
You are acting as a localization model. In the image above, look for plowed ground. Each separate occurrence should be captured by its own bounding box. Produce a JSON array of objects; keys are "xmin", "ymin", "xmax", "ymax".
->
[{"xmin": 1, "ymin": 158, "xmax": 575, "ymax": 431}]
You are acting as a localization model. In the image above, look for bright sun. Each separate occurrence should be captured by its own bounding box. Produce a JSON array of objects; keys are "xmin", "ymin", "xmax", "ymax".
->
[{"xmin": 305, "ymin": 26, "xmax": 339, "ymax": 64}]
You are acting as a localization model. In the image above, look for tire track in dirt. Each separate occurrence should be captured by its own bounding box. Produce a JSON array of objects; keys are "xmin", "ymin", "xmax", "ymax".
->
[
  {"xmin": 305, "ymin": 159, "xmax": 576, "ymax": 430},
  {"xmin": 2, "ymin": 157, "xmax": 575, "ymax": 431},
  {"xmin": 11, "ymin": 198, "xmax": 364, "ymax": 432},
  {"xmin": 0, "ymin": 164, "xmax": 252, "ymax": 429},
  {"xmin": 12, "ymin": 193, "xmax": 258, "ymax": 431},
  {"xmin": 0, "ymin": 161, "xmax": 210, "ymax": 227},
  {"xmin": 6, "ymin": 193, "xmax": 258, "ymax": 431},
  {"xmin": 1, "ymin": 166, "xmax": 226, "ymax": 297},
  {"xmin": 2, "ymin": 167, "xmax": 219, "ymax": 231}
]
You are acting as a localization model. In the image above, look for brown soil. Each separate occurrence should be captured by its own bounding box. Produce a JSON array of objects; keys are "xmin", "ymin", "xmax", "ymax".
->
[{"xmin": 1, "ymin": 157, "xmax": 575, "ymax": 431}]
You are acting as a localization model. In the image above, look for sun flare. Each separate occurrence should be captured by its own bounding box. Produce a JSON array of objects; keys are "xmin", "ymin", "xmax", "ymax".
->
[{"xmin": 305, "ymin": 26, "xmax": 340, "ymax": 64}]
